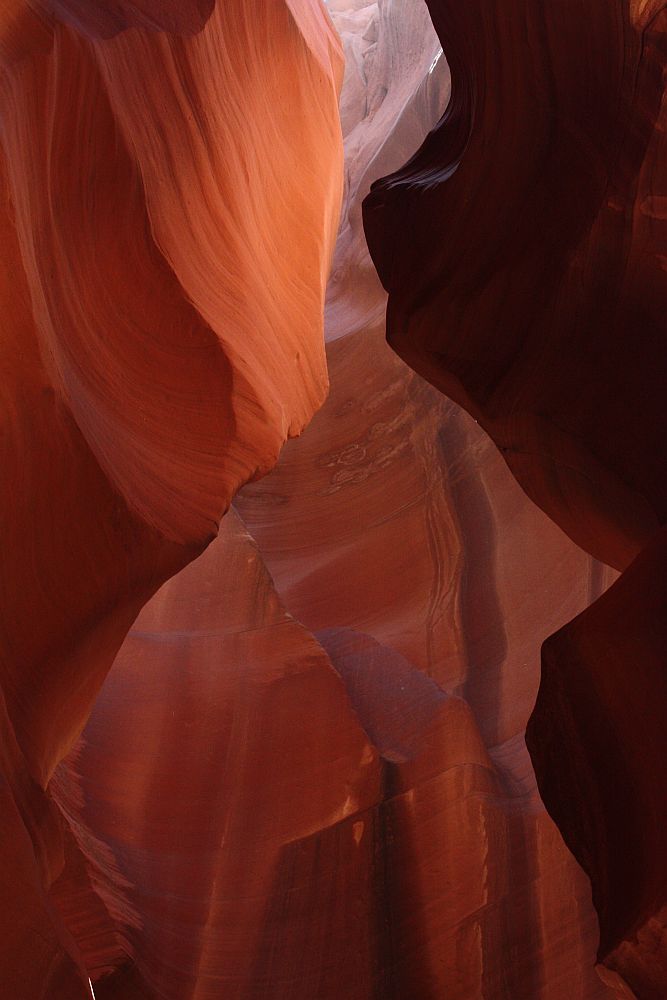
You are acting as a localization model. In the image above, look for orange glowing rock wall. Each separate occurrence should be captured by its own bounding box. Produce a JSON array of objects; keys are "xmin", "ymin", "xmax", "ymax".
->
[
  {"xmin": 363, "ymin": 1, "xmax": 667, "ymax": 996},
  {"xmin": 0, "ymin": 2, "xmax": 342, "ymax": 996},
  {"xmin": 2, "ymin": 0, "xmax": 663, "ymax": 996},
  {"xmin": 48, "ymin": 2, "xmax": 635, "ymax": 997}
]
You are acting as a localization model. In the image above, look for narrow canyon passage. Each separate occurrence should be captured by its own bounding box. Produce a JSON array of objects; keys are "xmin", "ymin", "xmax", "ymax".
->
[
  {"xmin": 1, "ymin": 1, "xmax": 664, "ymax": 998},
  {"xmin": 51, "ymin": 3, "xmax": 620, "ymax": 997}
]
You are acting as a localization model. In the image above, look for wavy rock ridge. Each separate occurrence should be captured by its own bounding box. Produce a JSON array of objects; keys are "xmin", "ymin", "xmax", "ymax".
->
[
  {"xmin": 363, "ymin": 0, "xmax": 667, "ymax": 995},
  {"xmin": 2, "ymin": 0, "xmax": 663, "ymax": 996},
  {"xmin": 0, "ymin": 2, "xmax": 342, "ymax": 996},
  {"xmin": 52, "ymin": 2, "xmax": 626, "ymax": 996}
]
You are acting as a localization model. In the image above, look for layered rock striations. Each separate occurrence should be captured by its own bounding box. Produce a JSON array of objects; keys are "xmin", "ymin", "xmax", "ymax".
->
[
  {"xmin": 0, "ymin": 3, "xmax": 342, "ymax": 995},
  {"xmin": 55, "ymin": 503, "xmax": 609, "ymax": 998},
  {"xmin": 3, "ymin": 0, "xmax": 660, "ymax": 995},
  {"xmin": 236, "ymin": 329, "xmax": 619, "ymax": 998},
  {"xmin": 363, "ymin": 0, "xmax": 667, "ymax": 995},
  {"xmin": 53, "ymin": 511, "xmax": 386, "ymax": 999},
  {"xmin": 363, "ymin": 0, "xmax": 667, "ymax": 573},
  {"xmin": 54, "ymin": 2, "xmax": 625, "ymax": 995}
]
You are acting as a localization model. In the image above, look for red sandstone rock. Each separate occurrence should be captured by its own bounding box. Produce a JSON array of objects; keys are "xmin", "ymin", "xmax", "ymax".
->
[
  {"xmin": 363, "ymin": 0, "xmax": 667, "ymax": 574},
  {"xmin": 0, "ymin": 3, "xmax": 342, "ymax": 994},
  {"xmin": 52, "ymin": 512, "xmax": 383, "ymax": 998},
  {"xmin": 527, "ymin": 527, "xmax": 667, "ymax": 999},
  {"xmin": 235, "ymin": 3, "xmax": 618, "ymax": 994},
  {"xmin": 363, "ymin": 1, "xmax": 667, "ymax": 994},
  {"xmin": 29, "ymin": 3, "xmax": 619, "ymax": 994},
  {"xmin": 42, "ymin": 2, "xmax": 625, "ymax": 994},
  {"xmin": 3, "ymin": 0, "xmax": 659, "ymax": 995},
  {"xmin": 237, "ymin": 325, "xmax": 617, "ymax": 999},
  {"xmin": 56, "ymin": 501, "xmax": 611, "ymax": 997}
]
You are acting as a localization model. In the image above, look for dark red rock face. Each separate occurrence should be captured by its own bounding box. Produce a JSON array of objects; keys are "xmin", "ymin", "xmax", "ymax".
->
[
  {"xmin": 47, "ymin": 3, "xmax": 624, "ymax": 996},
  {"xmin": 363, "ymin": 1, "xmax": 667, "ymax": 996},
  {"xmin": 527, "ymin": 528, "xmax": 667, "ymax": 998},
  {"xmin": 2, "ymin": 0, "xmax": 664, "ymax": 996},
  {"xmin": 364, "ymin": 0, "xmax": 667, "ymax": 573}
]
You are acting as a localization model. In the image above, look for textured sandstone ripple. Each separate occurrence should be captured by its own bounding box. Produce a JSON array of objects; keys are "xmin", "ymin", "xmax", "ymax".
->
[
  {"xmin": 46, "ymin": 2, "xmax": 619, "ymax": 994},
  {"xmin": 2, "ymin": 0, "xmax": 663, "ymax": 995},
  {"xmin": 0, "ymin": 3, "xmax": 342, "ymax": 995},
  {"xmin": 363, "ymin": 0, "xmax": 667, "ymax": 994}
]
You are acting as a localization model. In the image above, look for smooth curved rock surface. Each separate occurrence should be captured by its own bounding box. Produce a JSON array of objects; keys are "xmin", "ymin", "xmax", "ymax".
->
[
  {"xmin": 527, "ymin": 526, "xmax": 667, "ymax": 999},
  {"xmin": 363, "ymin": 0, "xmax": 667, "ymax": 574},
  {"xmin": 34, "ymin": 2, "xmax": 621, "ymax": 996},
  {"xmin": 0, "ymin": 2, "xmax": 342, "ymax": 995},
  {"xmin": 236, "ymin": 2, "xmax": 617, "ymax": 994},
  {"xmin": 363, "ymin": 0, "xmax": 667, "ymax": 994},
  {"xmin": 61, "ymin": 505, "xmax": 603, "ymax": 999},
  {"xmin": 57, "ymin": 495, "xmax": 613, "ymax": 998},
  {"xmin": 4, "ymin": 0, "xmax": 659, "ymax": 995},
  {"xmin": 49, "ymin": 1, "xmax": 629, "ymax": 994},
  {"xmin": 52, "ymin": 511, "xmax": 383, "ymax": 998},
  {"xmin": 236, "ymin": 330, "xmax": 617, "ymax": 999}
]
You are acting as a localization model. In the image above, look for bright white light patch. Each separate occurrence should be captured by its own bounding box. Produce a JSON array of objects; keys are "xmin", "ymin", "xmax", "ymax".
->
[{"xmin": 429, "ymin": 48, "xmax": 443, "ymax": 74}]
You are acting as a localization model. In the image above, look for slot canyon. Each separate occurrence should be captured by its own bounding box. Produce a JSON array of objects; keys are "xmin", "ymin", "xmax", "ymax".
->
[{"xmin": 0, "ymin": 1, "xmax": 665, "ymax": 998}]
